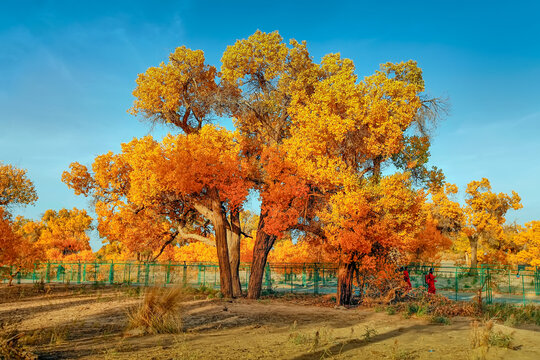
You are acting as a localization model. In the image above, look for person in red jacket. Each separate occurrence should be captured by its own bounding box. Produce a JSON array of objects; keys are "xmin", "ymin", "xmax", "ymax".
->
[
  {"xmin": 426, "ymin": 268, "xmax": 437, "ymax": 294},
  {"xmin": 403, "ymin": 266, "xmax": 412, "ymax": 291}
]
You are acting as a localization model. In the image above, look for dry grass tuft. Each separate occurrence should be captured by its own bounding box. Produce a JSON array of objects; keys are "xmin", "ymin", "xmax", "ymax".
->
[
  {"xmin": 470, "ymin": 319, "xmax": 516, "ymax": 359},
  {"xmin": 127, "ymin": 287, "xmax": 184, "ymax": 334},
  {"xmin": 0, "ymin": 332, "xmax": 37, "ymax": 360}
]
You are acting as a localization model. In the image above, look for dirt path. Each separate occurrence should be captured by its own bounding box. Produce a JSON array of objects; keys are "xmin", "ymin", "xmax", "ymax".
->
[{"xmin": 0, "ymin": 285, "xmax": 538, "ymax": 359}]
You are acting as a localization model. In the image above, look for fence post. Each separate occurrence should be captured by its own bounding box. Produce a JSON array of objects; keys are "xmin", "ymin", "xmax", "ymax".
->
[
  {"xmin": 485, "ymin": 268, "xmax": 492, "ymax": 305},
  {"xmin": 314, "ymin": 264, "xmax": 319, "ymax": 295},
  {"xmin": 265, "ymin": 264, "xmax": 272, "ymax": 291},
  {"xmin": 182, "ymin": 262, "xmax": 187, "ymax": 285},
  {"xmin": 203, "ymin": 265, "xmax": 207, "ymax": 286},
  {"xmin": 82, "ymin": 263, "xmax": 87, "ymax": 283},
  {"xmin": 136, "ymin": 263, "xmax": 141, "ymax": 284},
  {"xmin": 109, "ymin": 260, "xmax": 115, "ymax": 285},
  {"xmin": 145, "ymin": 263, "xmax": 150, "ymax": 287},
  {"xmin": 535, "ymin": 267, "xmax": 540, "ymax": 296},
  {"xmin": 166, "ymin": 261, "xmax": 171, "ymax": 285},
  {"xmin": 454, "ymin": 267, "xmax": 458, "ymax": 301},
  {"xmin": 245, "ymin": 264, "xmax": 250, "ymax": 289},
  {"xmin": 522, "ymin": 274, "xmax": 526, "ymax": 305},
  {"xmin": 46, "ymin": 262, "xmax": 51, "ymax": 283},
  {"xmin": 508, "ymin": 269, "xmax": 512, "ymax": 294},
  {"xmin": 302, "ymin": 265, "xmax": 306, "ymax": 287},
  {"xmin": 94, "ymin": 262, "xmax": 99, "ymax": 284},
  {"xmin": 32, "ymin": 263, "xmax": 37, "ymax": 283},
  {"xmin": 289, "ymin": 267, "xmax": 293, "ymax": 293}
]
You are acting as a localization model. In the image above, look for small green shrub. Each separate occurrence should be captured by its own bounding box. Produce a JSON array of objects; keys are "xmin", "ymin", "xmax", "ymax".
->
[
  {"xmin": 431, "ymin": 316, "xmax": 450, "ymax": 325},
  {"xmin": 386, "ymin": 306, "xmax": 396, "ymax": 315},
  {"xmin": 362, "ymin": 326, "xmax": 378, "ymax": 342}
]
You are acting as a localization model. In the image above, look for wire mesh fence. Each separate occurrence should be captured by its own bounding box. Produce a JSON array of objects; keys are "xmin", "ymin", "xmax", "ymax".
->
[{"xmin": 2, "ymin": 262, "xmax": 539, "ymax": 305}]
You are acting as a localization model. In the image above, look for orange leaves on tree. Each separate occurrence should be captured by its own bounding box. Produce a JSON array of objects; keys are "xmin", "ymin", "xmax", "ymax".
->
[
  {"xmin": 259, "ymin": 146, "xmax": 310, "ymax": 237},
  {"xmin": 405, "ymin": 217, "xmax": 452, "ymax": 263},
  {"xmin": 0, "ymin": 163, "xmax": 41, "ymax": 274},
  {"xmin": 320, "ymin": 174, "xmax": 426, "ymax": 264},
  {"xmin": 0, "ymin": 207, "xmax": 42, "ymax": 273},
  {"xmin": 20, "ymin": 208, "xmax": 95, "ymax": 262},
  {"xmin": 63, "ymin": 125, "xmax": 251, "ymax": 264},
  {"xmin": 158, "ymin": 125, "xmax": 252, "ymax": 211}
]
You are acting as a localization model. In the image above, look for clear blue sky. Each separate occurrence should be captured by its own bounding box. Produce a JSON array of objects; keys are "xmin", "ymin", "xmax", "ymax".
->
[{"xmin": 1, "ymin": 1, "xmax": 539, "ymax": 249}]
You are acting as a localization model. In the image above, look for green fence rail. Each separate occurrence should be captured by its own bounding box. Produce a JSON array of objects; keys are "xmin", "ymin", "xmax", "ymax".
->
[{"xmin": 2, "ymin": 262, "xmax": 539, "ymax": 305}]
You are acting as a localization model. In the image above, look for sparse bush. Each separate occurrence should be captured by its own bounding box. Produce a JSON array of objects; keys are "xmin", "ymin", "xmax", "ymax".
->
[
  {"xmin": 406, "ymin": 303, "xmax": 419, "ymax": 316},
  {"xmin": 127, "ymin": 287, "xmax": 184, "ymax": 334},
  {"xmin": 362, "ymin": 326, "xmax": 378, "ymax": 342},
  {"xmin": 33, "ymin": 279, "xmax": 45, "ymax": 293},
  {"xmin": 482, "ymin": 303, "xmax": 540, "ymax": 326},
  {"xmin": 430, "ymin": 315, "xmax": 450, "ymax": 325}
]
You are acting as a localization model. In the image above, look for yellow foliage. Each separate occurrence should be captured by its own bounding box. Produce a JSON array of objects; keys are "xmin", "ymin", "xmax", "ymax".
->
[
  {"xmin": 0, "ymin": 162, "xmax": 38, "ymax": 207},
  {"xmin": 129, "ymin": 46, "xmax": 219, "ymax": 133},
  {"xmin": 510, "ymin": 221, "xmax": 540, "ymax": 266}
]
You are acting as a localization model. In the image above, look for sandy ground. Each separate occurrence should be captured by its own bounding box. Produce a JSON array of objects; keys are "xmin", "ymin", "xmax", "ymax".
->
[{"xmin": 0, "ymin": 284, "xmax": 538, "ymax": 360}]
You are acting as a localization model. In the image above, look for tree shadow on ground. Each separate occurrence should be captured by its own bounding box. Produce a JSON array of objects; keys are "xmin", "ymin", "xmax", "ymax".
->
[{"xmin": 291, "ymin": 323, "xmax": 459, "ymax": 360}]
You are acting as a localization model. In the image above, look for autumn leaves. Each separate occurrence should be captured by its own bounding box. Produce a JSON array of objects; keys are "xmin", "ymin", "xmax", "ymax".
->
[
  {"xmin": 60, "ymin": 30, "xmax": 449, "ymax": 303},
  {"xmin": 0, "ymin": 31, "xmax": 527, "ymax": 306}
]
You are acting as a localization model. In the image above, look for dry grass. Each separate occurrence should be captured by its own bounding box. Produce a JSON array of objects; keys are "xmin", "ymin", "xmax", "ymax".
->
[
  {"xmin": 0, "ymin": 332, "xmax": 37, "ymax": 360},
  {"xmin": 470, "ymin": 319, "xmax": 516, "ymax": 359},
  {"xmin": 126, "ymin": 287, "xmax": 184, "ymax": 334}
]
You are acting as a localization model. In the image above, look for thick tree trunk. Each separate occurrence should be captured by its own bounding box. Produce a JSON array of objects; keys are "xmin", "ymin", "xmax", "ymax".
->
[
  {"xmin": 247, "ymin": 213, "xmax": 276, "ymax": 299},
  {"xmin": 337, "ymin": 261, "xmax": 357, "ymax": 306},
  {"xmin": 469, "ymin": 235, "xmax": 478, "ymax": 276},
  {"xmin": 372, "ymin": 155, "xmax": 383, "ymax": 181},
  {"xmin": 228, "ymin": 210, "xmax": 242, "ymax": 297},
  {"xmin": 210, "ymin": 192, "xmax": 234, "ymax": 298}
]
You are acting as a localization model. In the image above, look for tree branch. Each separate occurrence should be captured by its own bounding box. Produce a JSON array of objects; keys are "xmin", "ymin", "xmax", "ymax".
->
[{"xmin": 177, "ymin": 226, "xmax": 215, "ymax": 247}]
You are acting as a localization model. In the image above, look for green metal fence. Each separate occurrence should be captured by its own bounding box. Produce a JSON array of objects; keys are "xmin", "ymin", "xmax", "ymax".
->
[{"xmin": 2, "ymin": 262, "xmax": 539, "ymax": 305}]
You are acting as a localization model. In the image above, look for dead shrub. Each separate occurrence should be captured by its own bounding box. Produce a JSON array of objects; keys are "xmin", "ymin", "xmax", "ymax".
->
[{"xmin": 127, "ymin": 287, "xmax": 184, "ymax": 334}]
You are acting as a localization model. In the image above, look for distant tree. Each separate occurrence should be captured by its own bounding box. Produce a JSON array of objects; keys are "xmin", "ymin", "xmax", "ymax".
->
[
  {"xmin": 0, "ymin": 163, "xmax": 40, "ymax": 284},
  {"xmin": 430, "ymin": 179, "xmax": 521, "ymax": 271},
  {"xmin": 0, "ymin": 162, "xmax": 38, "ymax": 208}
]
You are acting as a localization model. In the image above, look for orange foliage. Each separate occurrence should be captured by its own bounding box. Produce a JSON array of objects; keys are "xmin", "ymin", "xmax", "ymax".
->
[
  {"xmin": 0, "ymin": 207, "xmax": 42, "ymax": 275},
  {"xmin": 405, "ymin": 218, "xmax": 452, "ymax": 263},
  {"xmin": 320, "ymin": 174, "xmax": 426, "ymax": 266},
  {"xmin": 36, "ymin": 208, "xmax": 93, "ymax": 261},
  {"xmin": 63, "ymin": 126, "xmax": 251, "ymax": 264}
]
